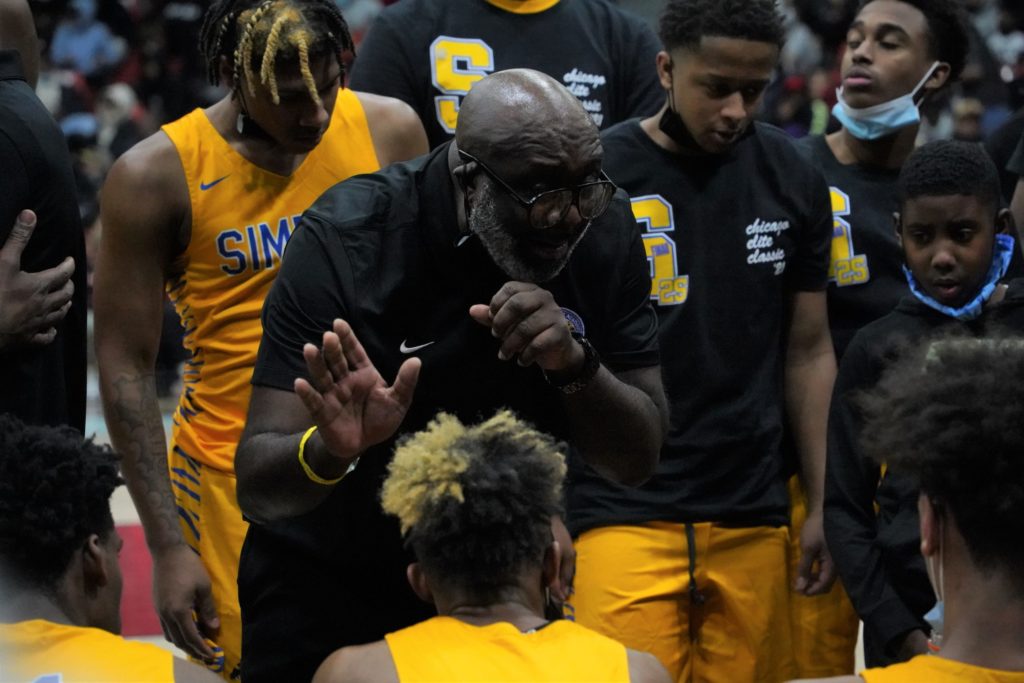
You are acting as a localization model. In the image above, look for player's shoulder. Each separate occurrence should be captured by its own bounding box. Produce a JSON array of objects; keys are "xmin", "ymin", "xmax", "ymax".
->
[
  {"xmin": 352, "ymin": 91, "xmax": 421, "ymax": 131},
  {"xmin": 626, "ymin": 648, "xmax": 673, "ymax": 683},
  {"xmin": 103, "ymin": 127, "xmax": 187, "ymax": 212},
  {"xmin": 351, "ymin": 91, "xmax": 428, "ymax": 164},
  {"xmin": 313, "ymin": 641, "xmax": 397, "ymax": 683}
]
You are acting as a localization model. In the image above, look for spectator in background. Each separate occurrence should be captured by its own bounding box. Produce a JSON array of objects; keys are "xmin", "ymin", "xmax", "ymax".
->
[
  {"xmin": 96, "ymin": 82, "xmax": 143, "ymax": 160},
  {"xmin": 951, "ymin": 96, "xmax": 985, "ymax": 140},
  {"xmin": 988, "ymin": 7, "xmax": 1024, "ymax": 68},
  {"xmin": 49, "ymin": 0, "xmax": 125, "ymax": 85}
]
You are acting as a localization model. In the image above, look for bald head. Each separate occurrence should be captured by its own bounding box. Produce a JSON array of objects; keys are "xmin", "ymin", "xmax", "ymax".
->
[{"xmin": 456, "ymin": 69, "xmax": 598, "ymax": 161}]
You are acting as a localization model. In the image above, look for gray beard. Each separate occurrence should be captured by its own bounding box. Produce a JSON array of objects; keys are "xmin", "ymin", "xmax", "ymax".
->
[{"xmin": 468, "ymin": 181, "xmax": 587, "ymax": 283}]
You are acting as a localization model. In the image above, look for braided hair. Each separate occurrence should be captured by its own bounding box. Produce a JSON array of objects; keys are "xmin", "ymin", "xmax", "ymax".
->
[{"xmin": 198, "ymin": 0, "xmax": 354, "ymax": 105}]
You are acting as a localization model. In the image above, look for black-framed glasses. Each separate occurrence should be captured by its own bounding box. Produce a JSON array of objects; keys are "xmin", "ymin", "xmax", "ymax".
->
[{"xmin": 459, "ymin": 150, "xmax": 617, "ymax": 230}]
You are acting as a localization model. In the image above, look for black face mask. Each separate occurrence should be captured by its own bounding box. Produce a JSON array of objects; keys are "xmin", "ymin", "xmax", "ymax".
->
[
  {"xmin": 657, "ymin": 66, "xmax": 708, "ymax": 155},
  {"xmin": 658, "ymin": 98, "xmax": 705, "ymax": 153}
]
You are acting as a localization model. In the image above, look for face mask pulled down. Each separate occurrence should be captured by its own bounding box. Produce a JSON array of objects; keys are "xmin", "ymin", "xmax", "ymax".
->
[
  {"xmin": 833, "ymin": 62, "xmax": 940, "ymax": 140},
  {"xmin": 903, "ymin": 233, "xmax": 1016, "ymax": 321}
]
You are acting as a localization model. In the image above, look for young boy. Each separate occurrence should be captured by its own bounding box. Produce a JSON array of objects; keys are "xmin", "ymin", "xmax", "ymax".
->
[{"xmin": 823, "ymin": 139, "xmax": 1024, "ymax": 668}]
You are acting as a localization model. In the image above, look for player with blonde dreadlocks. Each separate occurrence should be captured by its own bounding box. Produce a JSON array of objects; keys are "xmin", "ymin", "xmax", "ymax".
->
[
  {"xmin": 94, "ymin": 0, "xmax": 427, "ymax": 678},
  {"xmin": 313, "ymin": 410, "xmax": 671, "ymax": 683}
]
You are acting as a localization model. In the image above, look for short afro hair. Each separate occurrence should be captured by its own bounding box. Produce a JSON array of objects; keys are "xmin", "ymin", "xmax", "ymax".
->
[
  {"xmin": 898, "ymin": 140, "xmax": 1001, "ymax": 212},
  {"xmin": 0, "ymin": 415, "xmax": 121, "ymax": 592},
  {"xmin": 859, "ymin": 335, "xmax": 1024, "ymax": 596},
  {"xmin": 381, "ymin": 411, "xmax": 566, "ymax": 602},
  {"xmin": 658, "ymin": 0, "xmax": 785, "ymax": 54},
  {"xmin": 858, "ymin": 0, "xmax": 970, "ymax": 81}
]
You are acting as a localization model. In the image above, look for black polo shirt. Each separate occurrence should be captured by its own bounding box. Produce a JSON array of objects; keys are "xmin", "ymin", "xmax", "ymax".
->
[
  {"xmin": 567, "ymin": 120, "xmax": 832, "ymax": 535},
  {"xmin": 348, "ymin": 0, "xmax": 664, "ymax": 149},
  {"xmin": 0, "ymin": 50, "xmax": 86, "ymax": 430},
  {"xmin": 241, "ymin": 143, "xmax": 659, "ymax": 683},
  {"xmin": 824, "ymin": 280, "xmax": 1024, "ymax": 666}
]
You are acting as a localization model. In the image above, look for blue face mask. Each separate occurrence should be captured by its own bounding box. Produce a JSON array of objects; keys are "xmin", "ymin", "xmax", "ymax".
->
[
  {"xmin": 832, "ymin": 62, "xmax": 939, "ymax": 140},
  {"xmin": 903, "ymin": 233, "xmax": 1016, "ymax": 321}
]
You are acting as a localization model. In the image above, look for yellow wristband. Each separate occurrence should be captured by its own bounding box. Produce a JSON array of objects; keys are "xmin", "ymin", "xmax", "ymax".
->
[{"xmin": 297, "ymin": 426, "xmax": 351, "ymax": 486}]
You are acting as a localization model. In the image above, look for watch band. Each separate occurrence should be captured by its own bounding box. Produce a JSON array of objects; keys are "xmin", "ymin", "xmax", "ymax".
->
[{"xmin": 544, "ymin": 333, "xmax": 600, "ymax": 395}]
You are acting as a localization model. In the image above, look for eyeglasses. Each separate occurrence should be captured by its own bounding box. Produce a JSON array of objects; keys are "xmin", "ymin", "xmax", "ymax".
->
[{"xmin": 458, "ymin": 150, "xmax": 617, "ymax": 230}]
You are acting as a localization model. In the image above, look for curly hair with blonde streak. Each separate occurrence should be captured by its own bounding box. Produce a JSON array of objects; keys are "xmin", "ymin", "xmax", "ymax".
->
[{"xmin": 381, "ymin": 411, "xmax": 567, "ymax": 600}]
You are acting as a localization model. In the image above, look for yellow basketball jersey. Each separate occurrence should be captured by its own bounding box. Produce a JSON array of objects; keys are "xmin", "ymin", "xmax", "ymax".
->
[
  {"xmin": 160, "ymin": 89, "xmax": 380, "ymax": 473},
  {"xmin": 861, "ymin": 654, "xmax": 1024, "ymax": 683},
  {"xmin": 385, "ymin": 616, "xmax": 631, "ymax": 682},
  {"xmin": 0, "ymin": 619, "xmax": 174, "ymax": 682}
]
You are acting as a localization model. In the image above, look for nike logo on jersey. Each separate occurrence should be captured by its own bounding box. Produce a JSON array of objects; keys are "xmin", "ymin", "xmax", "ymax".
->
[
  {"xmin": 400, "ymin": 340, "xmax": 435, "ymax": 354},
  {"xmin": 200, "ymin": 175, "xmax": 230, "ymax": 191}
]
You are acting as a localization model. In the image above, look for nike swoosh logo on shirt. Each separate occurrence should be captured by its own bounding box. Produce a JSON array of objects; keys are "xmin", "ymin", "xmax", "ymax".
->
[
  {"xmin": 200, "ymin": 175, "xmax": 230, "ymax": 191},
  {"xmin": 400, "ymin": 340, "xmax": 435, "ymax": 354}
]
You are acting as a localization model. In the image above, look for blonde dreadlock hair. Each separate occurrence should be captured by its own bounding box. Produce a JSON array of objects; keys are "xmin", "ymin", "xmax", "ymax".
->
[
  {"xmin": 381, "ymin": 411, "xmax": 567, "ymax": 600},
  {"xmin": 198, "ymin": 0, "xmax": 354, "ymax": 106}
]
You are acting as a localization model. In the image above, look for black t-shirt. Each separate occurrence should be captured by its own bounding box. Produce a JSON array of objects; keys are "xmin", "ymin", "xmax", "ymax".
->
[
  {"xmin": 567, "ymin": 120, "xmax": 831, "ymax": 535},
  {"xmin": 824, "ymin": 281, "xmax": 1024, "ymax": 666},
  {"xmin": 1008, "ymin": 129, "xmax": 1024, "ymax": 178},
  {"xmin": 0, "ymin": 50, "xmax": 86, "ymax": 430},
  {"xmin": 984, "ymin": 108, "xmax": 1024, "ymax": 203},
  {"xmin": 795, "ymin": 135, "xmax": 904, "ymax": 360},
  {"xmin": 240, "ymin": 143, "xmax": 659, "ymax": 683},
  {"xmin": 348, "ymin": 0, "xmax": 663, "ymax": 149}
]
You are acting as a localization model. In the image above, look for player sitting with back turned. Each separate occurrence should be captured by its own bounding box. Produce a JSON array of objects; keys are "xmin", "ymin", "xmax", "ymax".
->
[
  {"xmin": 0, "ymin": 414, "xmax": 219, "ymax": 683},
  {"xmin": 799, "ymin": 336, "xmax": 1024, "ymax": 682},
  {"xmin": 313, "ymin": 410, "xmax": 670, "ymax": 683}
]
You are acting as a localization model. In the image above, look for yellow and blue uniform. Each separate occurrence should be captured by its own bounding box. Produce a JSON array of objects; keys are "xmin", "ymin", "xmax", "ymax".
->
[
  {"xmin": 385, "ymin": 616, "xmax": 631, "ymax": 682},
  {"xmin": 0, "ymin": 619, "xmax": 174, "ymax": 682},
  {"xmin": 861, "ymin": 654, "xmax": 1024, "ymax": 683},
  {"xmin": 159, "ymin": 88, "xmax": 381, "ymax": 678}
]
